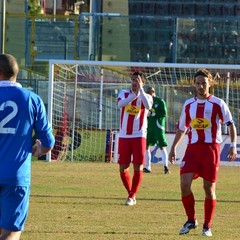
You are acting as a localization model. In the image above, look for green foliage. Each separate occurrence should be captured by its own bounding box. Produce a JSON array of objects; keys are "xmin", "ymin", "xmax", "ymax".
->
[{"xmin": 28, "ymin": 0, "xmax": 43, "ymax": 15}]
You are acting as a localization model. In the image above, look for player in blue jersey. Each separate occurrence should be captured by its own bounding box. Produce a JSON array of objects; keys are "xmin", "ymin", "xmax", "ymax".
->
[{"xmin": 0, "ymin": 54, "xmax": 55, "ymax": 240}]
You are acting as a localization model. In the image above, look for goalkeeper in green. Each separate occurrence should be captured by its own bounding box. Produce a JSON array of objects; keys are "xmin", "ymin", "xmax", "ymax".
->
[{"xmin": 144, "ymin": 87, "xmax": 170, "ymax": 174}]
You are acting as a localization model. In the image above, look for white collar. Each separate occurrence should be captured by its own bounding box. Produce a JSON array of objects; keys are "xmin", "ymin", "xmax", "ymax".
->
[
  {"xmin": 0, "ymin": 81, "xmax": 22, "ymax": 88},
  {"xmin": 196, "ymin": 97, "xmax": 206, "ymax": 102}
]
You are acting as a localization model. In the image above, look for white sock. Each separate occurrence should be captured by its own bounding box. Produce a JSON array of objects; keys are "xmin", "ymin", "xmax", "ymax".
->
[
  {"xmin": 145, "ymin": 149, "xmax": 151, "ymax": 171},
  {"xmin": 161, "ymin": 148, "xmax": 168, "ymax": 167}
]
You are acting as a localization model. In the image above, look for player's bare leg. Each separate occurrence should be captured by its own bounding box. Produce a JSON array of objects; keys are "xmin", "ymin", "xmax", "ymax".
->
[{"xmin": 0, "ymin": 229, "xmax": 22, "ymax": 240}]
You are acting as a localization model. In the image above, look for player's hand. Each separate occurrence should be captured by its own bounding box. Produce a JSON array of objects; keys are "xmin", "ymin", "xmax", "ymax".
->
[
  {"xmin": 148, "ymin": 109, "xmax": 156, "ymax": 117},
  {"xmin": 168, "ymin": 148, "xmax": 176, "ymax": 164},
  {"xmin": 136, "ymin": 75, "xmax": 143, "ymax": 89},
  {"xmin": 227, "ymin": 146, "xmax": 237, "ymax": 161},
  {"xmin": 32, "ymin": 139, "xmax": 43, "ymax": 157}
]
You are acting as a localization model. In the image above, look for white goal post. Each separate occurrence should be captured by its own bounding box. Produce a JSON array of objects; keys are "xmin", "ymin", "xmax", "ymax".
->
[{"xmin": 47, "ymin": 60, "xmax": 240, "ymax": 162}]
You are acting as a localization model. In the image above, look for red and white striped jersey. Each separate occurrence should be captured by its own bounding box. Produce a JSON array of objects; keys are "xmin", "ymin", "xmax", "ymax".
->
[
  {"xmin": 117, "ymin": 89, "xmax": 152, "ymax": 138},
  {"xmin": 178, "ymin": 95, "xmax": 233, "ymax": 144}
]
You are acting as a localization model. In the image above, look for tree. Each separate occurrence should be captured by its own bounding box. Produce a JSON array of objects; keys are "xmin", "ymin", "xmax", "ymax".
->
[{"xmin": 28, "ymin": 0, "xmax": 43, "ymax": 15}]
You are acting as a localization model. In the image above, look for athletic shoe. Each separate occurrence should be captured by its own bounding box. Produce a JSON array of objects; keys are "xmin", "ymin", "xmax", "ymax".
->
[
  {"xmin": 125, "ymin": 197, "xmax": 137, "ymax": 206},
  {"xmin": 179, "ymin": 220, "xmax": 198, "ymax": 235},
  {"xmin": 202, "ymin": 227, "xmax": 212, "ymax": 237},
  {"xmin": 164, "ymin": 166, "xmax": 170, "ymax": 174},
  {"xmin": 143, "ymin": 168, "xmax": 151, "ymax": 173}
]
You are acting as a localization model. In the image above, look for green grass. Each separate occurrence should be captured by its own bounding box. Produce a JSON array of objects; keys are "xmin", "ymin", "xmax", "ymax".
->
[{"xmin": 22, "ymin": 162, "xmax": 240, "ymax": 240}]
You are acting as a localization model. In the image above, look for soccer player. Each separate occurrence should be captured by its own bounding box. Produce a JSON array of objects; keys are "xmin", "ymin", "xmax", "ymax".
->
[
  {"xmin": 168, "ymin": 69, "xmax": 237, "ymax": 237},
  {"xmin": 144, "ymin": 86, "xmax": 170, "ymax": 174},
  {"xmin": 117, "ymin": 72, "xmax": 153, "ymax": 206},
  {"xmin": 0, "ymin": 54, "xmax": 55, "ymax": 240}
]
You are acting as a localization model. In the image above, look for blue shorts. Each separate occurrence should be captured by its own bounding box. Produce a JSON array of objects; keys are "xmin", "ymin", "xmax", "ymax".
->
[{"xmin": 0, "ymin": 185, "xmax": 30, "ymax": 231}]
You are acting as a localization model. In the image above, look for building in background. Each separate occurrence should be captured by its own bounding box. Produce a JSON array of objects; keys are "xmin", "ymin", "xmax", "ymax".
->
[
  {"xmin": 0, "ymin": 0, "xmax": 239, "ymax": 69},
  {"xmin": 104, "ymin": 0, "xmax": 240, "ymax": 64}
]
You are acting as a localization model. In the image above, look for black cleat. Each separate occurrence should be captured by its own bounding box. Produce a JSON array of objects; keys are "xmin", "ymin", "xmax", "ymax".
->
[
  {"xmin": 179, "ymin": 220, "xmax": 198, "ymax": 235},
  {"xmin": 164, "ymin": 166, "xmax": 170, "ymax": 174},
  {"xmin": 143, "ymin": 168, "xmax": 151, "ymax": 173}
]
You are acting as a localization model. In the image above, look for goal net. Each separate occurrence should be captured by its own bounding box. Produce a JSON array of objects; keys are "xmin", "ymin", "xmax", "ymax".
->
[{"xmin": 48, "ymin": 60, "xmax": 240, "ymax": 161}]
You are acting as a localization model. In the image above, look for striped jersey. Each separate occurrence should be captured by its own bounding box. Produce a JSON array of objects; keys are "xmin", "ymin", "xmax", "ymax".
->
[
  {"xmin": 117, "ymin": 89, "xmax": 153, "ymax": 138},
  {"xmin": 178, "ymin": 95, "xmax": 233, "ymax": 144}
]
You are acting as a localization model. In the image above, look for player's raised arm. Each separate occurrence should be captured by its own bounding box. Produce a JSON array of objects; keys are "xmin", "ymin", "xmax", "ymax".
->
[{"xmin": 117, "ymin": 90, "xmax": 136, "ymax": 108}]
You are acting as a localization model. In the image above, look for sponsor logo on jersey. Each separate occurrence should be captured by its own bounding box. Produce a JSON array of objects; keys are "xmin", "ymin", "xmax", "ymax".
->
[
  {"xmin": 191, "ymin": 118, "xmax": 210, "ymax": 130},
  {"xmin": 125, "ymin": 105, "xmax": 140, "ymax": 115}
]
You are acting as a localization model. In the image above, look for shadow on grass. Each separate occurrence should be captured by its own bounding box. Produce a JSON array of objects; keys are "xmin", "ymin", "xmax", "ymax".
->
[{"xmin": 30, "ymin": 194, "xmax": 240, "ymax": 203}]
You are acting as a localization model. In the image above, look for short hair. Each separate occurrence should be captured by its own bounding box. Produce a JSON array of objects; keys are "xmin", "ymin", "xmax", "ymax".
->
[
  {"xmin": 147, "ymin": 86, "xmax": 156, "ymax": 97},
  {"xmin": 147, "ymin": 87, "xmax": 155, "ymax": 93},
  {"xmin": 132, "ymin": 71, "xmax": 146, "ymax": 84},
  {"xmin": 0, "ymin": 54, "xmax": 19, "ymax": 80},
  {"xmin": 194, "ymin": 69, "xmax": 216, "ymax": 86},
  {"xmin": 194, "ymin": 69, "xmax": 212, "ymax": 79}
]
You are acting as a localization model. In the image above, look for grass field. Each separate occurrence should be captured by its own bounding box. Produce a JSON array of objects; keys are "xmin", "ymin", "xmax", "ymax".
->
[{"xmin": 22, "ymin": 161, "xmax": 240, "ymax": 240}]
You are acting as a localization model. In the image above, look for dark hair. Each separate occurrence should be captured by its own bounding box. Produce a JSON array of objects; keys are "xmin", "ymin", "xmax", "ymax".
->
[
  {"xmin": 194, "ymin": 69, "xmax": 217, "ymax": 86},
  {"xmin": 147, "ymin": 86, "xmax": 155, "ymax": 93},
  {"xmin": 194, "ymin": 69, "xmax": 212, "ymax": 79},
  {"xmin": 132, "ymin": 71, "xmax": 146, "ymax": 83},
  {"xmin": 0, "ymin": 54, "xmax": 19, "ymax": 80}
]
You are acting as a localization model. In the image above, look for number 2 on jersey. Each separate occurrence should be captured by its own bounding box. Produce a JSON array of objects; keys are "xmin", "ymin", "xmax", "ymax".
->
[{"xmin": 0, "ymin": 100, "xmax": 18, "ymax": 134}]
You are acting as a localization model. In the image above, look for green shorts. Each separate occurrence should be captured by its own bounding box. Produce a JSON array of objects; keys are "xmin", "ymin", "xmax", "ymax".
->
[{"xmin": 147, "ymin": 129, "xmax": 168, "ymax": 147}]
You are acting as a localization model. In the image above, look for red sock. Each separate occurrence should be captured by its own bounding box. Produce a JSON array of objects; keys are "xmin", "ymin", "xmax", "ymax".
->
[
  {"xmin": 182, "ymin": 193, "xmax": 196, "ymax": 221},
  {"xmin": 120, "ymin": 171, "xmax": 131, "ymax": 194},
  {"xmin": 129, "ymin": 170, "xmax": 143, "ymax": 199},
  {"xmin": 204, "ymin": 198, "xmax": 216, "ymax": 228}
]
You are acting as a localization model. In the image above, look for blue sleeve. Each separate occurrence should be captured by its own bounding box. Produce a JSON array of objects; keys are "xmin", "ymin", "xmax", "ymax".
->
[{"xmin": 32, "ymin": 94, "xmax": 55, "ymax": 148}]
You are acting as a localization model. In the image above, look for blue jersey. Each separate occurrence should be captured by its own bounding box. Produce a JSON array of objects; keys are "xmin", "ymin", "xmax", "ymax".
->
[{"xmin": 0, "ymin": 81, "xmax": 55, "ymax": 186}]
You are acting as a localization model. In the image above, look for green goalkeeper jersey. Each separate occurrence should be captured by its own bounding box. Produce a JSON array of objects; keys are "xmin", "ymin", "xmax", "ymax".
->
[{"xmin": 147, "ymin": 96, "xmax": 167, "ymax": 131}]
